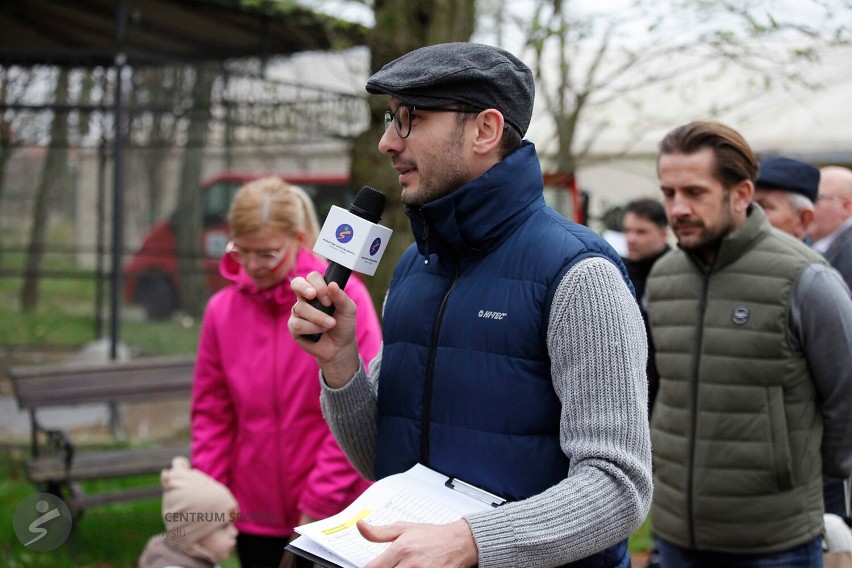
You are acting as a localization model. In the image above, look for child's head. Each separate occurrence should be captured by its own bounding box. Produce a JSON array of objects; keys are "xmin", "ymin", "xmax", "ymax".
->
[{"xmin": 161, "ymin": 456, "xmax": 238, "ymax": 563}]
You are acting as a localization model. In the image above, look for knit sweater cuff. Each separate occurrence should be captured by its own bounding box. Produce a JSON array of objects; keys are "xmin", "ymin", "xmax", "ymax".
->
[
  {"xmin": 465, "ymin": 509, "xmax": 518, "ymax": 567},
  {"xmin": 320, "ymin": 359, "xmax": 373, "ymax": 416},
  {"xmin": 319, "ymin": 360, "xmax": 378, "ymax": 480}
]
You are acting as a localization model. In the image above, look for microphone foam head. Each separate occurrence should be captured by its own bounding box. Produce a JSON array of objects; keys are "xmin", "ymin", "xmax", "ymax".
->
[{"xmin": 351, "ymin": 186, "xmax": 386, "ymax": 223}]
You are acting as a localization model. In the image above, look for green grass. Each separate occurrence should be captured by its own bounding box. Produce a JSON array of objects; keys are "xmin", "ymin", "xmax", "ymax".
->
[
  {"xmin": 0, "ymin": 448, "xmax": 239, "ymax": 568},
  {"xmin": 121, "ymin": 318, "xmax": 200, "ymax": 356},
  {"xmin": 629, "ymin": 514, "xmax": 653, "ymax": 555},
  {"xmin": 0, "ymin": 260, "xmax": 200, "ymax": 356}
]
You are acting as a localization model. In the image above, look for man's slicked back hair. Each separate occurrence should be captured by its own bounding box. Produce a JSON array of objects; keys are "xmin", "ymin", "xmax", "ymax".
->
[{"xmin": 658, "ymin": 121, "xmax": 759, "ymax": 190}]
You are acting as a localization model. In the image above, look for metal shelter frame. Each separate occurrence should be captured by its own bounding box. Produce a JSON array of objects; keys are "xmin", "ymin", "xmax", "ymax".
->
[{"xmin": 1, "ymin": 0, "xmax": 367, "ymax": 358}]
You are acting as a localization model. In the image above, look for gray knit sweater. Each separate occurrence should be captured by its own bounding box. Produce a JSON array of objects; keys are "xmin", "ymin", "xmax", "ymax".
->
[{"xmin": 320, "ymin": 257, "xmax": 653, "ymax": 567}]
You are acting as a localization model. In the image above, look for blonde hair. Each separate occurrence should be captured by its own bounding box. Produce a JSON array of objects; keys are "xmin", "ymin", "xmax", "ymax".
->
[{"xmin": 227, "ymin": 177, "xmax": 320, "ymax": 248}]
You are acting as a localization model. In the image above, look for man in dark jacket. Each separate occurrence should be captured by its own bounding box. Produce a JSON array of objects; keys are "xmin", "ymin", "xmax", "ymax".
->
[
  {"xmin": 289, "ymin": 43, "xmax": 652, "ymax": 568},
  {"xmin": 647, "ymin": 121, "xmax": 852, "ymax": 567},
  {"xmin": 621, "ymin": 198, "xmax": 670, "ymax": 417}
]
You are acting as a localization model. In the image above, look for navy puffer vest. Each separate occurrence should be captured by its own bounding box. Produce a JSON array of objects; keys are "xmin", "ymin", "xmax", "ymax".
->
[{"xmin": 377, "ymin": 143, "xmax": 631, "ymax": 566}]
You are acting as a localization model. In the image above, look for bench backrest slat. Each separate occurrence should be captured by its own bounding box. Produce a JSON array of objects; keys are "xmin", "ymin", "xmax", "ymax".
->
[{"xmin": 8, "ymin": 355, "xmax": 196, "ymax": 409}]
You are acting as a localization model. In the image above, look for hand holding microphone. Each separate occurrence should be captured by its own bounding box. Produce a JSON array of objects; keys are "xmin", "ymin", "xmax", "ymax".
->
[{"xmin": 301, "ymin": 186, "xmax": 389, "ymax": 343}]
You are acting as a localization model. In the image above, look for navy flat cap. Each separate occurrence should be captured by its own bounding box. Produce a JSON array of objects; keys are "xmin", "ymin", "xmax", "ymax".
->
[
  {"xmin": 366, "ymin": 42, "xmax": 534, "ymax": 136},
  {"xmin": 755, "ymin": 156, "xmax": 820, "ymax": 202}
]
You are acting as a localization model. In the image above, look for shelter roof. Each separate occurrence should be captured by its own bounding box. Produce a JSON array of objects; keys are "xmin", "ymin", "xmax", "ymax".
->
[{"xmin": 0, "ymin": 0, "xmax": 365, "ymax": 67}]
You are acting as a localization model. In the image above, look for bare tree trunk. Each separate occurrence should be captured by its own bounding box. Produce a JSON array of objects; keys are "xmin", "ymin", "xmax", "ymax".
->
[
  {"xmin": 0, "ymin": 67, "xmax": 16, "ymax": 268},
  {"xmin": 0, "ymin": 133, "xmax": 9, "ymax": 268},
  {"xmin": 136, "ymin": 66, "xmax": 178, "ymax": 222},
  {"xmin": 351, "ymin": 0, "xmax": 477, "ymax": 311},
  {"xmin": 174, "ymin": 64, "xmax": 217, "ymax": 318},
  {"xmin": 20, "ymin": 68, "xmax": 70, "ymax": 311}
]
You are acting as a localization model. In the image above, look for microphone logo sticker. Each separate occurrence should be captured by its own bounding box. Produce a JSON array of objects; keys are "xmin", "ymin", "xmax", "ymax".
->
[
  {"xmin": 335, "ymin": 224, "xmax": 354, "ymax": 244},
  {"xmin": 369, "ymin": 238, "xmax": 382, "ymax": 256}
]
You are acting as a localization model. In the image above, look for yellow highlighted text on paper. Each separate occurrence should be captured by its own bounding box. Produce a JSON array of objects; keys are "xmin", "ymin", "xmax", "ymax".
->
[{"xmin": 322, "ymin": 509, "xmax": 372, "ymax": 535}]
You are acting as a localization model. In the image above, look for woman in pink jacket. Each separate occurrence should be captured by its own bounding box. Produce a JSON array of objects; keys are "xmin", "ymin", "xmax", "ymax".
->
[{"xmin": 191, "ymin": 177, "xmax": 381, "ymax": 568}]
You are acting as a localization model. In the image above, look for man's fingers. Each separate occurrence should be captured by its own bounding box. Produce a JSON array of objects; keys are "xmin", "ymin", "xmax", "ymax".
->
[
  {"xmin": 290, "ymin": 275, "xmax": 317, "ymax": 300},
  {"xmin": 304, "ymin": 271, "xmax": 332, "ymax": 307},
  {"xmin": 289, "ymin": 276, "xmax": 335, "ymax": 340}
]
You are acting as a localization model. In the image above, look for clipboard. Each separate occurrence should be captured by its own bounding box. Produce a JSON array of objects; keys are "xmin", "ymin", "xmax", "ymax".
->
[
  {"xmin": 287, "ymin": 464, "xmax": 506, "ymax": 568},
  {"xmin": 444, "ymin": 476, "xmax": 506, "ymax": 508},
  {"xmin": 285, "ymin": 541, "xmax": 345, "ymax": 568}
]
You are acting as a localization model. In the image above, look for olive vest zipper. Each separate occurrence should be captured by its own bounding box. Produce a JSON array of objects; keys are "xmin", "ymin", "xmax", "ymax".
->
[{"xmin": 687, "ymin": 265, "xmax": 711, "ymax": 549}]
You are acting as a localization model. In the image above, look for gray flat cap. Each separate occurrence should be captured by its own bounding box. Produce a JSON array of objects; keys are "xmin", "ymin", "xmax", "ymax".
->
[{"xmin": 366, "ymin": 42, "xmax": 534, "ymax": 136}]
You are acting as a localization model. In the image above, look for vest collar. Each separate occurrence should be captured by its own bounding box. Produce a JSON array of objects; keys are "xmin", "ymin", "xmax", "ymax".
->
[{"xmin": 405, "ymin": 141, "xmax": 544, "ymax": 260}]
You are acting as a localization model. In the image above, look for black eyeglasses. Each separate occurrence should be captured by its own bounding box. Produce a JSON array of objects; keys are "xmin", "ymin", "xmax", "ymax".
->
[{"xmin": 384, "ymin": 105, "xmax": 481, "ymax": 139}]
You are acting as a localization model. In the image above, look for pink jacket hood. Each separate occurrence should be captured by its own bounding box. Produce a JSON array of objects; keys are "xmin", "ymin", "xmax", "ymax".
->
[{"xmin": 191, "ymin": 248, "xmax": 381, "ymax": 537}]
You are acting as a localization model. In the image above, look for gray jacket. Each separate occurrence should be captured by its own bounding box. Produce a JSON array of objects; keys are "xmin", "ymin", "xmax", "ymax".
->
[{"xmin": 822, "ymin": 222, "xmax": 852, "ymax": 293}]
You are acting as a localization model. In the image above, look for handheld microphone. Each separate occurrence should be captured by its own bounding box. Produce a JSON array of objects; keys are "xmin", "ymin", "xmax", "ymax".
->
[{"xmin": 303, "ymin": 186, "xmax": 387, "ymax": 342}]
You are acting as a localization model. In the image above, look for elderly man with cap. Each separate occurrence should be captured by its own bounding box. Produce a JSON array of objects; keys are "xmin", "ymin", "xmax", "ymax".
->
[
  {"xmin": 289, "ymin": 42, "xmax": 651, "ymax": 567},
  {"xmin": 753, "ymin": 156, "xmax": 819, "ymax": 241}
]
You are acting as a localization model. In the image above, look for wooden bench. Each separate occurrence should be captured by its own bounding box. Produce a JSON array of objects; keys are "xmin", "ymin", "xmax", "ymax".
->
[{"xmin": 7, "ymin": 354, "xmax": 195, "ymax": 516}]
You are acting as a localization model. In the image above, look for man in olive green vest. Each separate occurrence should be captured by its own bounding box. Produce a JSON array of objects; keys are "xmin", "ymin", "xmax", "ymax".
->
[{"xmin": 646, "ymin": 121, "xmax": 852, "ymax": 567}]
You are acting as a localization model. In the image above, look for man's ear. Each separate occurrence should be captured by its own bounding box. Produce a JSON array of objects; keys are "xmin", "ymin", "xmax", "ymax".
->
[
  {"xmin": 798, "ymin": 208, "xmax": 815, "ymax": 233},
  {"xmin": 732, "ymin": 179, "xmax": 755, "ymax": 214},
  {"xmin": 471, "ymin": 109, "xmax": 505, "ymax": 155}
]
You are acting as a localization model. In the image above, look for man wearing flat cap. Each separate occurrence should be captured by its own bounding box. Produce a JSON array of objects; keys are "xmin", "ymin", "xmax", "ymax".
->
[
  {"xmin": 753, "ymin": 156, "xmax": 819, "ymax": 241},
  {"xmin": 290, "ymin": 42, "xmax": 651, "ymax": 567}
]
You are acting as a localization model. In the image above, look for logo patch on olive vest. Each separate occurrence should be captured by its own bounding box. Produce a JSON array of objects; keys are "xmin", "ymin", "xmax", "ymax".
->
[{"xmin": 732, "ymin": 305, "xmax": 750, "ymax": 325}]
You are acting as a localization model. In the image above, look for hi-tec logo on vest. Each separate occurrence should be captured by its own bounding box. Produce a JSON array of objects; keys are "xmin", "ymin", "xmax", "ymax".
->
[
  {"xmin": 732, "ymin": 305, "xmax": 750, "ymax": 325},
  {"xmin": 478, "ymin": 310, "xmax": 507, "ymax": 320},
  {"xmin": 335, "ymin": 224, "xmax": 354, "ymax": 244}
]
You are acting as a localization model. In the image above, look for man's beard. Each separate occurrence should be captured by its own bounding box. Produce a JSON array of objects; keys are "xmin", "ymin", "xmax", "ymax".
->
[
  {"xmin": 400, "ymin": 127, "xmax": 470, "ymax": 207},
  {"xmin": 673, "ymin": 213, "xmax": 735, "ymax": 264}
]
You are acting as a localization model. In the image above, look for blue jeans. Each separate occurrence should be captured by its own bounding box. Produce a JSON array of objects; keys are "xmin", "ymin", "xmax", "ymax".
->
[
  {"xmin": 655, "ymin": 536, "xmax": 823, "ymax": 568},
  {"xmin": 824, "ymin": 476, "xmax": 850, "ymax": 521}
]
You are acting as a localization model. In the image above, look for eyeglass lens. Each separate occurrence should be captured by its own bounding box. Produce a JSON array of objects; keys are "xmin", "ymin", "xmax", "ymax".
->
[
  {"xmin": 384, "ymin": 106, "xmax": 411, "ymax": 138},
  {"xmin": 226, "ymin": 243, "xmax": 286, "ymax": 268}
]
